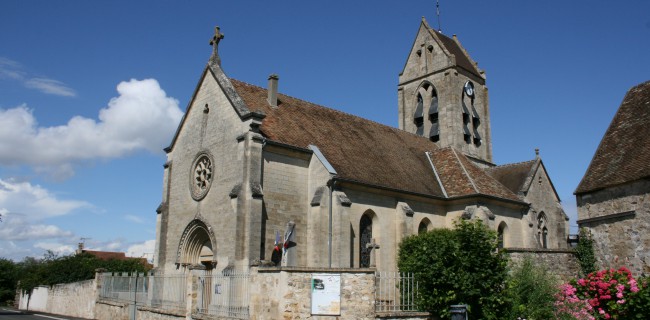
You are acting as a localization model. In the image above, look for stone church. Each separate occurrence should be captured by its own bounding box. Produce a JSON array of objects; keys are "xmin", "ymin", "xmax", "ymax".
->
[{"xmin": 153, "ymin": 18, "xmax": 569, "ymax": 275}]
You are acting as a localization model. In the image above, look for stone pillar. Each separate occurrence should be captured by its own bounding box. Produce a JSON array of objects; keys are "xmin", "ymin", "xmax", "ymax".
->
[
  {"xmin": 307, "ymin": 186, "xmax": 328, "ymax": 267},
  {"xmin": 333, "ymin": 190, "xmax": 352, "ymax": 268},
  {"xmin": 237, "ymin": 124, "xmax": 265, "ymax": 266}
]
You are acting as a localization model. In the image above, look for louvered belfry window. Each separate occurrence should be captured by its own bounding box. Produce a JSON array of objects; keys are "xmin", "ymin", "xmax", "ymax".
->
[
  {"xmin": 429, "ymin": 90, "xmax": 439, "ymax": 142},
  {"xmin": 462, "ymin": 81, "xmax": 481, "ymax": 146},
  {"xmin": 414, "ymin": 93, "xmax": 424, "ymax": 136}
]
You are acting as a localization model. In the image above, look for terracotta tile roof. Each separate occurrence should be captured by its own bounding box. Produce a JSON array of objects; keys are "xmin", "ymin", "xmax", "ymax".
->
[
  {"xmin": 231, "ymin": 79, "xmax": 523, "ymax": 204},
  {"xmin": 454, "ymin": 151, "xmax": 523, "ymax": 202},
  {"xmin": 485, "ymin": 160, "xmax": 537, "ymax": 196},
  {"xmin": 575, "ymin": 80, "xmax": 650, "ymax": 194},
  {"xmin": 83, "ymin": 250, "xmax": 127, "ymax": 260}
]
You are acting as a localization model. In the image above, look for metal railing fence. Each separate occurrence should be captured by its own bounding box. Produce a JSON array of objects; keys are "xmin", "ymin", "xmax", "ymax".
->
[
  {"xmin": 374, "ymin": 271, "xmax": 419, "ymax": 312},
  {"xmin": 98, "ymin": 272, "xmax": 187, "ymax": 312},
  {"xmin": 196, "ymin": 270, "xmax": 250, "ymax": 319}
]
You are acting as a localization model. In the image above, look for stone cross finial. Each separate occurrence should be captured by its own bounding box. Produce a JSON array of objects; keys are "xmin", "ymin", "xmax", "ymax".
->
[
  {"xmin": 365, "ymin": 238, "xmax": 380, "ymax": 267},
  {"xmin": 209, "ymin": 26, "xmax": 225, "ymax": 66}
]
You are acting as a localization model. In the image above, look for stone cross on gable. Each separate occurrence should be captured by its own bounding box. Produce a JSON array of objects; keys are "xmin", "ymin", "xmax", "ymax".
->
[
  {"xmin": 209, "ymin": 26, "xmax": 225, "ymax": 66},
  {"xmin": 365, "ymin": 238, "xmax": 380, "ymax": 267}
]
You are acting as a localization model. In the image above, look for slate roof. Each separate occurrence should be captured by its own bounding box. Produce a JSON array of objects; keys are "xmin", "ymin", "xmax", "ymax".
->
[
  {"xmin": 575, "ymin": 80, "xmax": 650, "ymax": 194},
  {"xmin": 434, "ymin": 31, "xmax": 483, "ymax": 79},
  {"xmin": 230, "ymin": 79, "xmax": 522, "ymax": 203},
  {"xmin": 485, "ymin": 160, "xmax": 537, "ymax": 196}
]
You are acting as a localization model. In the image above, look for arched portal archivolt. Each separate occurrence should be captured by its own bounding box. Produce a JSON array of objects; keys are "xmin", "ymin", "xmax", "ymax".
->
[{"xmin": 176, "ymin": 218, "xmax": 217, "ymax": 268}]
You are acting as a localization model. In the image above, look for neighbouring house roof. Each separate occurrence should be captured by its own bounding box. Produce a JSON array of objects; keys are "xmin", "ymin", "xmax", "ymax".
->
[
  {"xmin": 575, "ymin": 80, "xmax": 650, "ymax": 194},
  {"xmin": 83, "ymin": 250, "xmax": 153, "ymax": 268},
  {"xmin": 230, "ymin": 78, "xmax": 522, "ymax": 204},
  {"xmin": 83, "ymin": 250, "xmax": 127, "ymax": 260}
]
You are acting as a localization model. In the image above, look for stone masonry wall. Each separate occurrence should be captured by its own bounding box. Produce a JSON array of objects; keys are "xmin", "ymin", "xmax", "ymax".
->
[
  {"xmin": 577, "ymin": 180, "xmax": 650, "ymax": 275},
  {"xmin": 508, "ymin": 249, "xmax": 580, "ymax": 282},
  {"xmin": 95, "ymin": 300, "xmax": 130, "ymax": 320},
  {"xmin": 249, "ymin": 267, "xmax": 376, "ymax": 320},
  {"xmin": 48, "ymin": 279, "xmax": 96, "ymax": 319}
]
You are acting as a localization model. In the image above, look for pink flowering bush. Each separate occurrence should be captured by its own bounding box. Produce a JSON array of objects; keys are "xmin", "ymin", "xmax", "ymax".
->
[{"xmin": 555, "ymin": 267, "xmax": 641, "ymax": 319}]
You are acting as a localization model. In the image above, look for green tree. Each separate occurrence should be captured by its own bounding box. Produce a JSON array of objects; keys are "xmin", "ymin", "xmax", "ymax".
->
[
  {"xmin": 506, "ymin": 255, "xmax": 559, "ymax": 319},
  {"xmin": 0, "ymin": 258, "xmax": 19, "ymax": 305},
  {"xmin": 15, "ymin": 251, "xmax": 151, "ymax": 294},
  {"xmin": 398, "ymin": 219, "xmax": 509, "ymax": 319}
]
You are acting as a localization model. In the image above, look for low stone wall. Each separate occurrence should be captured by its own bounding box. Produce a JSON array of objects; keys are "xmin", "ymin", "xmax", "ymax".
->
[
  {"xmin": 21, "ymin": 286, "xmax": 49, "ymax": 312},
  {"xmin": 250, "ymin": 267, "xmax": 377, "ymax": 320},
  {"xmin": 95, "ymin": 300, "xmax": 130, "ymax": 320},
  {"xmin": 48, "ymin": 279, "xmax": 96, "ymax": 318},
  {"xmin": 507, "ymin": 248, "xmax": 580, "ymax": 281},
  {"xmin": 137, "ymin": 306, "xmax": 185, "ymax": 320}
]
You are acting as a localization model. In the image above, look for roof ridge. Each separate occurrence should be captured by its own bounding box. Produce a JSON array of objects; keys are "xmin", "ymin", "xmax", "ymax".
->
[
  {"xmin": 452, "ymin": 148, "xmax": 480, "ymax": 194},
  {"xmin": 231, "ymin": 78, "xmax": 441, "ymax": 147},
  {"xmin": 491, "ymin": 159, "xmax": 536, "ymax": 169}
]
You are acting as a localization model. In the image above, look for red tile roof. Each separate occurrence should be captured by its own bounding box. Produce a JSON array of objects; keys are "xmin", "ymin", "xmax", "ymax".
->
[
  {"xmin": 575, "ymin": 80, "xmax": 650, "ymax": 194},
  {"xmin": 83, "ymin": 250, "xmax": 126, "ymax": 260}
]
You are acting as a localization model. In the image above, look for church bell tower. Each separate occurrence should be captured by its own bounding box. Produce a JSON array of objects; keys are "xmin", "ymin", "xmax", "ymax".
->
[{"xmin": 398, "ymin": 18, "xmax": 493, "ymax": 164}]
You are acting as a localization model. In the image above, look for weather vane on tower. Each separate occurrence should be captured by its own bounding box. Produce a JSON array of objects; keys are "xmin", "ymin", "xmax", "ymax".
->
[
  {"xmin": 209, "ymin": 26, "xmax": 225, "ymax": 66},
  {"xmin": 436, "ymin": 0, "xmax": 442, "ymax": 33}
]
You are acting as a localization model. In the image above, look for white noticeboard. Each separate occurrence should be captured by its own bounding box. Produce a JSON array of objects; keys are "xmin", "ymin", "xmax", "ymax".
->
[{"xmin": 310, "ymin": 273, "xmax": 341, "ymax": 315}]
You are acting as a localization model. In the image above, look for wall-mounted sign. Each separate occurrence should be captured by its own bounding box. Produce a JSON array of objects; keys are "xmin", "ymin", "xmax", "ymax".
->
[{"xmin": 311, "ymin": 273, "xmax": 341, "ymax": 315}]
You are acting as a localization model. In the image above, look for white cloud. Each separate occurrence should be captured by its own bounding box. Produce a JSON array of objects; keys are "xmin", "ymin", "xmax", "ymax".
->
[
  {"xmin": 124, "ymin": 214, "xmax": 144, "ymax": 224},
  {"xmin": 0, "ymin": 57, "xmax": 76, "ymax": 97},
  {"xmin": 126, "ymin": 239, "xmax": 156, "ymax": 262},
  {"xmin": 25, "ymin": 78, "xmax": 76, "ymax": 97},
  {"xmin": 33, "ymin": 242, "xmax": 75, "ymax": 256},
  {"xmin": 0, "ymin": 79, "xmax": 183, "ymax": 174},
  {"xmin": 0, "ymin": 217, "xmax": 74, "ymax": 241},
  {"xmin": 0, "ymin": 178, "xmax": 90, "ymax": 220}
]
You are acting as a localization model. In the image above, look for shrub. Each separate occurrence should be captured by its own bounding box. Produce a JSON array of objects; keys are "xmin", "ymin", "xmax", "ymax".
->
[
  {"xmin": 555, "ymin": 267, "xmax": 642, "ymax": 319},
  {"xmin": 506, "ymin": 255, "xmax": 559, "ymax": 319},
  {"xmin": 398, "ymin": 219, "xmax": 509, "ymax": 319}
]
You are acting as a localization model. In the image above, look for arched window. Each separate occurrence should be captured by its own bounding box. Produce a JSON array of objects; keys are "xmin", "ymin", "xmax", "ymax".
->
[
  {"xmin": 418, "ymin": 218, "xmax": 432, "ymax": 234},
  {"xmin": 497, "ymin": 222, "xmax": 508, "ymax": 249},
  {"xmin": 359, "ymin": 213, "xmax": 374, "ymax": 268},
  {"xmin": 537, "ymin": 212, "xmax": 548, "ymax": 249}
]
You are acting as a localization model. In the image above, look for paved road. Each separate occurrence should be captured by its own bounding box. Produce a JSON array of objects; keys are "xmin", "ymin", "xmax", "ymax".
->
[{"xmin": 0, "ymin": 308, "xmax": 89, "ymax": 320}]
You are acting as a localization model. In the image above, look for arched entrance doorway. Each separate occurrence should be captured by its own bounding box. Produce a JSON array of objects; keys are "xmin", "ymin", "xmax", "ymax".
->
[{"xmin": 177, "ymin": 219, "xmax": 216, "ymax": 270}]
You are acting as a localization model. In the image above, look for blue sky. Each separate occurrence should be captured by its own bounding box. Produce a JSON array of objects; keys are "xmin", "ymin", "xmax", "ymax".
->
[{"xmin": 0, "ymin": 1, "xmax": 648, "ymax": 261}]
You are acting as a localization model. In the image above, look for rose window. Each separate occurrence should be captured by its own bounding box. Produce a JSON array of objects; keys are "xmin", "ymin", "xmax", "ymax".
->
[{"xmin": 190, "ymin": 154, "xmax": 213, "ymax": 200}]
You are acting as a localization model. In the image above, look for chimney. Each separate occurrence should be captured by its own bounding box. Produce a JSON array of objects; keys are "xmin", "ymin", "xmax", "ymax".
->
[{"xmin": 267, "ymin": 74, "xmax": 279, "ymax": 108}]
